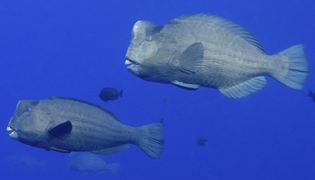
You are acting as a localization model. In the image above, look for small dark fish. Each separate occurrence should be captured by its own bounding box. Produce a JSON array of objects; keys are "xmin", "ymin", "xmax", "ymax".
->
[
  {"xmin": 309, "ymin": 91, "xmax": 315, "ymax": 102},
  {"xmin": 197, "ymin": 135, "xmax": 206, "ymax": 147},
  {"xmin": 7, "ymin": 96, "xmax": 164, "ymax": 159},
  {"xmin": 99, "ymin": 88, "xmax": 123, "ymax": 102},
  {"xmin": 160, "ymin": 118, "xmax": 164, "ymax": 126},
  {"xmin": 160, "ymin": 95, "xmax": 168, "ymax": 102}
]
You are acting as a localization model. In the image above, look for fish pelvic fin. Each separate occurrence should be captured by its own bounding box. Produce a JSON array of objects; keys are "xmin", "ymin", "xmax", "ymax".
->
[
  {"xmin": 274, "ymin": 45, "xmax": 310, "ymax": 90},
  {"xmin": 172, "ymin": 80, "xmax": 200, "ymax": 90},
  {"xmin": 219, "ymin": 76, "xmax": 268, "ymax": 99},
  {"xmin": 135, "ymin": 122, "xmax": 164, "ymax": 159},
  {"xmin": 90, "ymin": 145, "xmax": 130, "ymax": 155}
]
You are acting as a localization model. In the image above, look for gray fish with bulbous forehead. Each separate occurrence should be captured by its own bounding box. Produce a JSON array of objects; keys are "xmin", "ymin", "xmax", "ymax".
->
[
  {"xmin": 7, "ymin": 97, "xmax": 164, "ymax": 159},
  {"xmin": 125, "ymin": 13, "xmax": 310, "ymax": 99}
]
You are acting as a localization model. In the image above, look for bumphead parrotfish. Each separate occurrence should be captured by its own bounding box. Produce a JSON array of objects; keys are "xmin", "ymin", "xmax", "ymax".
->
[
  {"xmin": 125, "ymin": 13, "xmax": 310, "ymax": 99},
  {"xmin": 7, "ymin": 97, "xmax": 164, "ymax": 159}
]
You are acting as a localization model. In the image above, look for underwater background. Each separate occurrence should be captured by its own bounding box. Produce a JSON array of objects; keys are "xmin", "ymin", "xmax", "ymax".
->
[{"xmin": 1, "ymin": 0, "xmax": 314, "ymax": 179}]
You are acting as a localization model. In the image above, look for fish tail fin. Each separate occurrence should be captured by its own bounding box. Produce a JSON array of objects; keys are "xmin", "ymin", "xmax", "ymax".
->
[
  {"xmin": 136, "ymin": 122, "xmax": 164, "ymax": 159},
  {"xmin": 107, "ymin": 163, "xmax": 120, "ymax": 175},
  {"xmin": 118, "ymin": 90, "xmax": 123, "ymax": 98},
  {"xmin": 274, "ymin": 45, "xmax": 310, "ymax": 90}
]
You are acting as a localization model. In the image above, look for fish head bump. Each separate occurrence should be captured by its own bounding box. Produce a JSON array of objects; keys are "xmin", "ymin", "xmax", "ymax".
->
[
  {"xmin": 7, "ymin": 100, "xmax": 51, "ymax": 146},
  {"xmin": 125, "ymin": 20, "xmax": 168, "ymax": 82}
]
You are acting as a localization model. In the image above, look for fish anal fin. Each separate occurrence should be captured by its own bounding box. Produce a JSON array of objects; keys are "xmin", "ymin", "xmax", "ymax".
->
[
  {"xmin": 178, "ymin": 42, "xmax": 204, "ymax": 74},
  {"xmin": 219, "ymin": 76, "xmax": 267, "ymax": 99},
  {"xmin": 172, "ymin": 80, "xmax": 200, "ymax": 90},
  {"xmin": 49, "ymin": 121, "xmax": 72, "ymax": 136},
  {"xmin": 91, "ymin": 145, "xmax": 130, "ymax": 155}
]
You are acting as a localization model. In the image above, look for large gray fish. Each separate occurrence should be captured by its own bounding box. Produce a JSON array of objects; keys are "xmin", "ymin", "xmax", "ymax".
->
[
  {"xmin": 7, "ymin": 97, "xmax": 164, "ymax": 159},
  {"xmin": 125, "ymin": 13, "xmax": 310, "ymax": 99}
]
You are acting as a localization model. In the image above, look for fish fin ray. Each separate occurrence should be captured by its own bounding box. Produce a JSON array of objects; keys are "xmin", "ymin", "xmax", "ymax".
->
[
  {"xmin": 219, "ymin": 76, "xmax": 267, "ymax": 99},
  {"xmin": 273, "ymin": 45, "xmax": 309, "ymax": 90},
  {"xmin": 178, "ymin": 42, "xmax": 204, "ymax": 74},
  {"xmin": 137, "ymin": 122, "xmax": 164, "ymax": 159},
  {"xmin": 90, "ymin": 145, "xmax": 130, "ymax": 155},
  {"xmin": 48, "ymin": 121, "xmax": 72, "ymax": 136},
  {"xmin": 171, "ymin": 13, "xmax": 265, "ymax": 53},
  {"xmin": 172, "ymin": 80, "xmax": 200, "ymax": 90}
]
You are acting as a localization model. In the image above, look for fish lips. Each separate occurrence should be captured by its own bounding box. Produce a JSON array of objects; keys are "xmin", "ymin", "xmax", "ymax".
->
[
  {"xmin": 7, "ymin": 126, "xmax": 19, "ymax": 140},
  {"xmin": 125, "ymin": 58, "xmax": 141, "ymax": 76}
]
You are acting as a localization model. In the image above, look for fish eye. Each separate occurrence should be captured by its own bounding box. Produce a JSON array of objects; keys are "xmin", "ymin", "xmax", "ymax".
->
[{"xmin": 170, "ymin": 59, "xmax": 179, "ymax": 67}]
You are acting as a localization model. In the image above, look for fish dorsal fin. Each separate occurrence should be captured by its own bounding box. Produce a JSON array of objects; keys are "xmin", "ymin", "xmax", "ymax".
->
[
  {"xmin": 49, "ymin": 121, "xmax": 72, "ymax": 136},
  {"xmin": 178, "ymin": 42, "xmax": 204, "ymax": 74},
  {"xmin": 218, "ymin": 76, "xmax": 268, "ymax": 99},
  {"xmin": 47, "ymin": 97, "xmax": 121, "ymax": 121},
  {"xmin": 170, "ymin": 13, "xmax": 265, "ymax": 53}
]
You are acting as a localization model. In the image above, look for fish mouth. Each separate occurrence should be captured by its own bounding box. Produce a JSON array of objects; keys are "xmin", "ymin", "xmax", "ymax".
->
[
  {"xmin": 125, "ymin": 58, "xmax": 139, "ymax": 66},
  {"xmin": 125, "ymin": 59, "xmax": 133, "ymax": 66},
  {"xmin": 7, "ymin": 126, "xmax": 19, "ymax": 140},
  {"xmin": 125, "ymin": 58, "xmax": 141, "ymax": 75}
]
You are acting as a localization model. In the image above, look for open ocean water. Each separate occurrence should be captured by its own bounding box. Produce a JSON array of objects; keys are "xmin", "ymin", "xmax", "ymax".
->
[{"xmin": 1, "ymin": 1, "xmax": 314, "ymax": 179}]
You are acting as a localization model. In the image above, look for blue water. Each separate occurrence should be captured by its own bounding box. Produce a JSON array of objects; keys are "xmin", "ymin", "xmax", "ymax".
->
[{"xmin": 1, "ymin": 1, "xmax": 314, "ymax": 179}]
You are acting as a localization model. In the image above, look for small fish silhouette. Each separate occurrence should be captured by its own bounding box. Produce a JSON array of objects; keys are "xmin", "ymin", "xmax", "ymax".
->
[
  {"xmin": 309, "ymin": 91, "xmax": 315, "ymax": 102},
  {"xmin": 197, "ymin": 135, "xmax": 207, "ymax": 147},
  {"xmin": 99, "ymin": 88, "xmax": 123, "ymax": 102},
  {"xmin": 160, "ymin": 95, "xmax": 168, "ymax": 103}
]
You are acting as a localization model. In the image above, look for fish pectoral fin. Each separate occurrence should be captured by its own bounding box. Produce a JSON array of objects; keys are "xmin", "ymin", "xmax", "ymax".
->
[
  {"xmin": 218, "ymin": 76, "xmax": 268, "ymax": 99},
  {"xmin": 178, "ymin": 42, "xmax": 204, "ymax": 74},
  {"xmin": 172, "ymin": 80, "xmax": 200, "ymax": 90},
  {"xmin": 48, "ymin": 121, "xmax": 72, "ymax": 136},
  {"xmin": 90, "ymin": 144, "xmax": 130, "ymax": 155}
]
